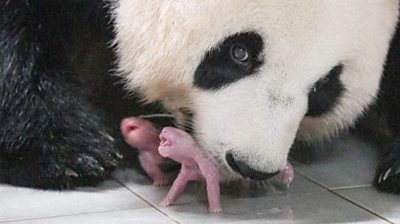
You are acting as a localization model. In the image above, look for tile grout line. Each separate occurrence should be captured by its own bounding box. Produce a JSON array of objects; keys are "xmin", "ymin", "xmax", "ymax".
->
[
  {"xmin": 296, "ymin": 173, "xmax": 396, "ymax": 224},
  {"xmin": 113, "ymin": 178, "xmax": 181, "ymax": 224},
  {"xmin": 294, "ymin": 170, "xmax": 373, "ymax": 191},
  {"xmin": 0, "ymin": 208, "xmax": 153, "ymax": 224},
  {"xmin": 294, "ymin": 169, "xmax": 373, "ymax": 190},
  {"xmin": 330, "ymin": 184, "xmax": 372, "ymax": 191}
]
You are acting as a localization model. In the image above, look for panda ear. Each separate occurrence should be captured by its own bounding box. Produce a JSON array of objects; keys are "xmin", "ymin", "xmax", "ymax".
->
[{"xmin": 306, "ymin": 64, "xmax": 345, "ymax": 117}]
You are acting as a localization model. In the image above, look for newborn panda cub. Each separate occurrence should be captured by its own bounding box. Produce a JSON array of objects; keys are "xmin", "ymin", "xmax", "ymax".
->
[
  {"xmin": 121, "ymin": 117, "xmax": 170, "ymax": 186},
  {"xmin": 121, "ymin": 117, "xmax": 294, "ymax": 213},
  {"xmin": 159, "ymin": 127, "xmax": 222, "ymax": 213}
]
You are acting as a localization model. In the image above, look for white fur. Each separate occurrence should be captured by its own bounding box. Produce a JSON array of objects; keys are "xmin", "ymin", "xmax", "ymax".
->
[{"xmin": 113, "ymin": 0, "xmax": 399, "ymax": 179}]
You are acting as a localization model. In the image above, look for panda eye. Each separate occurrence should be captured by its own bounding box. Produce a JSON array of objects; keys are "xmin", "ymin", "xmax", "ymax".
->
[
  {"xmin": 194, "ymin": 32, "xmax": 264, "ymax": 90},
  {"xmin": 231, "ymin": 45, "xmax": 249, "ymax": 62}
]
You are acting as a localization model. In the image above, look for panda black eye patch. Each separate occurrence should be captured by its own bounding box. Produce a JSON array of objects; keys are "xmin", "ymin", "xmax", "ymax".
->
[
  {"xmin": 194, "ymin": 32, "xmax": 264, "ymax": 90},
  {"xmin": 306, "ymin": 64, "xmax": 345, "ymax": 117}
]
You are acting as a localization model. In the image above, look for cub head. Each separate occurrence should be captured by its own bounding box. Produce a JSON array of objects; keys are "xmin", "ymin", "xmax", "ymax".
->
[{"xmin": 112, "ymin": 0, "xmax": 398, "ymax": 180}]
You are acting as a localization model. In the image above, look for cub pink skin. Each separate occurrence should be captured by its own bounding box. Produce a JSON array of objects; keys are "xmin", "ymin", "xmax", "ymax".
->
[
  {"xmin": 121, "ymin": 117, "xmax": 295, "ymax": 213},
  {"xmin": 158, "ymin": 127, "xmax": 222, "ymax": 213},
  {"xmin": 120, "ymin": 117, "xmax": 169, "ymax": 186},
  {"xmin": 282, "ymin": 163, "xmax": 294, "ymax": 186}
]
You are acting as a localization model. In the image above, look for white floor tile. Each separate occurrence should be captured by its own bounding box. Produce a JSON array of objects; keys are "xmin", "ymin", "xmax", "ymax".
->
[
  {"xmin": 113, "ymin": 168, "xmax": 324, "ymax": 207},
  {"xmin": 113, "ymin": 169, "xmax": 201, "ymax": 206},
  {"xmin": 337, "ymin": 187, "xmax": 400, "ymax": 224},
  {"xmin": 4, "ymin": 208, "xmax": 176, "ymax": 224},
  {"xmin": 294, "ymin": 135, "xmax": 378, "ymax": 189},
  {"xmin": 0, "ymin": 181, "xmax": 148, "ymax": 222},
  {"xmin": 114, "ymin": 169, "xmax": 389, "ymax": 223},
  {"xmin": 154, "ymin": 189, "xmax": 387, "ymax": 224}
]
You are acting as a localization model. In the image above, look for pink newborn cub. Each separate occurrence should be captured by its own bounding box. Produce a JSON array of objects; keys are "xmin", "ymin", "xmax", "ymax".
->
[
  {"xmin": 158, "ymin": 127, "xmax": 222, "ymax": 213},
  {"xmin": 121, "ymin": 117, "xmax": 169, "ymax": 186}
]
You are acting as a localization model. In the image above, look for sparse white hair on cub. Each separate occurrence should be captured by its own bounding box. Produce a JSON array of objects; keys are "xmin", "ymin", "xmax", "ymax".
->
[{"xmin": 112, "ymin": 0, "xmax": 399, "ymax": 180}]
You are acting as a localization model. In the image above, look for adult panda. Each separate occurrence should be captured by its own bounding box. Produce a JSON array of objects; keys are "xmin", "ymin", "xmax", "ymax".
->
[{"xmin": 112, "ymin": 0, "xmax": 400, "ymax": 193}]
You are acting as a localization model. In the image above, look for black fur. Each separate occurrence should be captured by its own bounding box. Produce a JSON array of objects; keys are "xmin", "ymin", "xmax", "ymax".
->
[
  {"xmin": 0, "ymin": 0, "xmax": 118, "ymax": 189},
  {"xmin": 0, "ymin": 0, "xmax": 160, "ymax": 189},
  {"xmin": 374, "ymin": 15, "xmax": 400, "ymax": 193},
  {"xmin": 306, "ymin": 64, "xmax": 345, "ymax": 117},
  {"xmin": 194, "ymin": 32, "xmax": 264, "ymax": 90}
]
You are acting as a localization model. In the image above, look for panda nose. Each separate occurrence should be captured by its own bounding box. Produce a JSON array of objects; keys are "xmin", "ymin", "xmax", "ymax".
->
[{"xmin": 226, "ymin": 151, "xmax": 279, "ymax": 180}]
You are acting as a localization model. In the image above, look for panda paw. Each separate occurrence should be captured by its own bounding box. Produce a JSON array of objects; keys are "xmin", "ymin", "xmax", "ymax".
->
[
  {"xmin": 57, "ymin": 133, "xmax": 122, "ymax": 189},
  {"xmin": 40, "ymin": 154, "xmax": 121, "ymax": 190},
  {"xmin": 374, "ymin": 142, "xmax": 400, "ymax": 194},
  {"xmin": 0, "ymin": 137, "xmax": 122, "ymax": 190},
  {"xmin": 34, "ymin": 127, "xmax": 123, "ymax": 189}
]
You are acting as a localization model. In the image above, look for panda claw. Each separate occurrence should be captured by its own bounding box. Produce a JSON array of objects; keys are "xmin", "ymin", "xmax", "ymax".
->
[
  {"xmin": 374, "ymin": 143, "xmax": 400, "ymax": 193},
  {"xmin": 382, "ymin": 168, "xmax": 393, "ymax": 182},
  {"xmin": 378, "ymin": 174, "xmax": 382, "ymax": 184},
  {"xmin": 66, "ymin": 168, "xmax": 79, "ymax": 177}
]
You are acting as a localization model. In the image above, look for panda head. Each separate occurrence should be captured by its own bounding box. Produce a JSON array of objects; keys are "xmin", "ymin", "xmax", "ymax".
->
[{"xmin": 113, "ymin": 0, "xmax": 398, "ymax": 180}]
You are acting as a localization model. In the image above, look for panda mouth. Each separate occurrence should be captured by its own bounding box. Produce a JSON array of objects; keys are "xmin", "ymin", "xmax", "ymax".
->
[{"xmin": 159, "ymin": 136, "xmax": 172, "ymax": 147}]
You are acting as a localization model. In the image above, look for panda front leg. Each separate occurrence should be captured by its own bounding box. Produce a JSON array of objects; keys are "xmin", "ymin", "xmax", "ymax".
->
[
  {"xmin": 374, "ymin": 96, "xmax": 400, "ymax": 193},
  {"xmin": 374, "ymin": 24, "xmax": 400, "ymax": 194},
  {"xmin": 0, "ymin": 74, "xmax": 122, "ymax": 189},
  {"xmin": 0, "ymin": 0, "xmax": 121, "ymax": 189}
]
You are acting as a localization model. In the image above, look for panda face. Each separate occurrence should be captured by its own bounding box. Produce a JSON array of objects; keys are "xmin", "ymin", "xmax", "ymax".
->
[{"xmin": 113, "ymin": 0, "xmax": 398, "ymax": 180}]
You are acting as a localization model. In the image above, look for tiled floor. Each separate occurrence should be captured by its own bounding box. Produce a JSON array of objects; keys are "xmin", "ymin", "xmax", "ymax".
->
[{"xmin": 1, "ymin": 135, "xmax": 400, "ymax": 224}]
